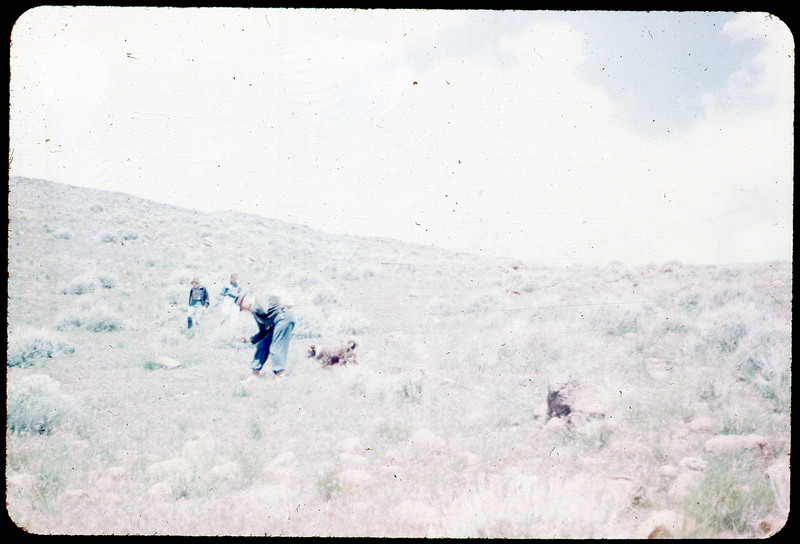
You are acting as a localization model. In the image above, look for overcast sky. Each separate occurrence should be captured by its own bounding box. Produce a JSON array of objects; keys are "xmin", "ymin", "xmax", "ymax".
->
[{"xmin": 9, "ymin": 8, "xmax": 794, "ymax": 266}]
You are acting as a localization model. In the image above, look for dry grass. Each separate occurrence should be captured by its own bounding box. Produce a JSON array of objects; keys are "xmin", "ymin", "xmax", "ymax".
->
[{"xmin": 7, "ymin": 177, "xmax": 791, "ymax": 537}]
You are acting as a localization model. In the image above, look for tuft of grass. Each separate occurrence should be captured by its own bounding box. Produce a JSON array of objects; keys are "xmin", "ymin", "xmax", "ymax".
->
[
  {"xmin": 247, "ymin": 418, "xmax": 262, "ymax": 439},
  {"xmin": 56, "ymin": 312, "xmax": 123, "ymax": 332},
  {"xmin": 396, "ymin": 378, "xmax": 423, "ymax": 405},
  {"xmin": 318, "ymin": 471, "xmax": 343, "ymax": 500},
  {"xmin": 142, "ymin": 360, "xmax": 160, "ymax": 371},
  {"xmin": 683, "ymin": 451, "xmax": 776, "ymax": 536}
]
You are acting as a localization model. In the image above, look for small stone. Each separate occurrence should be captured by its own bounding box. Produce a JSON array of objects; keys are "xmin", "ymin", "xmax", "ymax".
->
[{"xmin": 679, "ymin": 456, "xmax": 708, "ymax": 471}]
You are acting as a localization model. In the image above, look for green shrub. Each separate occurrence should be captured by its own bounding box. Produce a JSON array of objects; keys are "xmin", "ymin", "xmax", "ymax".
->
[
  {"xmin": 589, "ymin": 306, "xmax": 641, "ymax": 336},
  {"xmin": 7, "ymin": 335, "xmax": 74, "ymax": 368},
  {"xmin": 676, "ymin": 292, "xmax": 701, "ymax": 312},
  {"xmin": 707, "ymin": 322, "xmax": 747, "ymax": 353},
  {"xmin": 85, "ymin": 315, "xmax": 124, "ymax": 332},
  {"xmin": 56, "ymin": 312, "xmax": 123, "ymax": 332},
  {"xmin": 318, "ymin": 471, "xmax": 343, "ymax": 500},
  {"xmin": 396, "ymin": 378, "xmax": 423, "ymax": 405},
  {"xmin": 63, "ymin": 277, "xmax": 95, "ymax": 295},
  {"xmin": 7, "ymin": 374, "xmax": 81, "ymax": 434}
]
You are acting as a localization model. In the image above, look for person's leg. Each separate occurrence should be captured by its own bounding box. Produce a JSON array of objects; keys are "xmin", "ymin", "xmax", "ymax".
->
[
  {"xmin": 250, "ymin": 330, "xmax": 273, "ymax": 374},
  {"xmin": 269, "ymin": 317, "xmax": 295, "ymax": 374},
  {"xmin": 220, "ymin": 297, "xmax": 231, "ymax": 323},
  {"xmin": 187, "ymin": 304, "xmax": 196, "ymax": 328},
  {"xmin": 194, "ymin": 306, "xmax": 205, "ymax": 326}
]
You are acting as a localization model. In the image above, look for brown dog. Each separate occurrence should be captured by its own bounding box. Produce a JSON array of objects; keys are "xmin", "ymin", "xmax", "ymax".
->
[{"xmin": 307, "ymin": 340, "xmax": 358, "ymax": 367}]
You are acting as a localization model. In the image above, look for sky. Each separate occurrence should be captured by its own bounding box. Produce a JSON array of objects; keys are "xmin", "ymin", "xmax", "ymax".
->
[{"xmin": 8, "ymin": 8, "xmax": 795, "ymax": 266}]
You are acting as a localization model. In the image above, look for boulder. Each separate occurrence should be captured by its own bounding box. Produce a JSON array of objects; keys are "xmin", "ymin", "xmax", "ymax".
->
[
  {"xmin": 667, "ymin": 471, "xmax": 703, "ymax": 502},
  {"xmin": 687, "ymin": 415, "xmax": 716, "ymax": 433},
  {"xmin": 704, "ymin": 434, "xmax": 772, "ymax": 460},
  {"xmin": 410, "ymin": 428, "xmax": 444, "ymax": 452},
  {"xmin": 338, "ymin": 468, "xmax": 372, "ymax": 488},
  {"xmin": 145, "ymin": 457, "xmax": 192, "ymax": 483},
  {"xmin": 679, "ymin": 456, "xmax": 708, "ymax": 471},
  {"xmin": 265, "ymin": 451, "xmax": 299, "ymax": 479},
  {"xmin": 155, "ymin": 355, "xmax": 183, "ymax": 369},
  {"xmin": 638, "ymin": 509, "xmax": 697, "ymax": 539},
  {"xmin": 546, "ymin": 376, "xmax": 613, "ymax": 421},
  {"xmin": 208, "ymin": 461, "xmax": 241, "ymax": 481}
]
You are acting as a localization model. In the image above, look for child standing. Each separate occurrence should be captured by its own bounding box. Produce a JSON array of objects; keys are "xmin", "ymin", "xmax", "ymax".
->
[
  {"xmin": 187, "ymin": 277, "xmax": 210, "ymax": 329},
  {"xmin": 219, "ymin": 272, "xmax": 242, "ymax": 325}
]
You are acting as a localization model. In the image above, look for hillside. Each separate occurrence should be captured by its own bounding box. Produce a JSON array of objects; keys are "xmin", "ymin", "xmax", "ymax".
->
[{"xmin": 6, "ymin": 176, "xmax": 792, "ymax": 537}]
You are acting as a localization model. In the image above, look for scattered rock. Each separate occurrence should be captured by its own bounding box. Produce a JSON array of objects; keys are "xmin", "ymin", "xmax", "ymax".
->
[
  {"xmin": 766, "ymin": 455, "xmax": 790, "ymax": 490},
  {"xmin": 753, "ymin": 515, "xmax": 786, "ymax": 537},
  {"xmin": 679, "ymin": 456, "xmax": 708, "ymax": 471},
  {"xmin": 145, "ymin": 457, "xmax": 192, "ymax": 482},
  {"xmin": 667, "ymin": 471, "xmax": 702, "ymax": 502},
  {"xmin": 605, "ymin": 476, "xmax": 645, "ymax": 505},
  {"xmin": 336, "ymin": 436, "xmax": 363, "ymax": 454},
  {"xmin": 383, "ymin": 331, "xmax": 410, "ymax": 346},
  {"xmin": 704, "ymin": 434, "xmax": 772, "ymax": 460},
  {"xmin": 608, "ymin": 439, "xmax": 652, "ymax": 461},
  {"xmin": 61, "ymin": 488, "xmax": 90, "ymax": 502},
  {"xmin": 208, "ymin": 461, "xmax": 241, "ymax": 481},
  {"xmin": 394, "ymin": 500, "xmax": 440, "ymax": 534},
  {"xmin": 639, "ymin": 509, "xmax": 696, "ymax": 539},
  {"xmin": 657, "ymin": 465, "xmax": 678, "ymax": 478},
  {"xmin": 338, "ymin": 452, "xmax": 368, "ymax": 468},
  {"xmin": 338, "ymin": 468, "xmax": 372, "ymax": 488},
  {"xmin": 242, "ymin": 483, "xmax": 292, "ymax": 504},
  {"xmin": 155, "ymin": 355, "xmax": 183, "ymax": 369},
  {"xmin": 453, "ymin": 451, "xmax": 479, "ymax": 470},
  {"xmin": 7, "ymin": 473, "xmax": 36, "ymax": 492},
  {"xmin": 104, "ymin": 466, "xmax": 127, "ymax": 480},
  {"xmin": 410, "ymin": 428, "xmax": 444, "ymax": 451},
  {"xmin": 181, "ymin": 431, "xmax": 216, "ymax": 462},
  {"xmin": 545, "ymin": 415, "xmax": 567, "ymax": 431},
  {"xmin": 93, "ymin": 476, "xmax": 117, "ymax": 491},
  {"xmin": 148, "ymin": 482, "xmax": 173, "ymax": 499},
  {"xmin": 688, "ymin": 416, "xmax": 715, "ymax": 433},
  {"xmin": 266, "ymin": 451, "xmax": 299, "ymax": 476}
]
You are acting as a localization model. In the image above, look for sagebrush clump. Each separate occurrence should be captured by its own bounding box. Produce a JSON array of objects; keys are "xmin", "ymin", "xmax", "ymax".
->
[
  {"xmin": 7, "ymin": 334, "xmax": 74, "ymax": 368},
  {"xmin": 7, "ymin": 374, "xmax": 82, "ymax": 434}
]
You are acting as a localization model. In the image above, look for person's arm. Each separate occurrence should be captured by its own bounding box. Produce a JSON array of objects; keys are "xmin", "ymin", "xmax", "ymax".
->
[{"xmin": 250, "ymin": 322, "xmax": 272, "ymax": 344}]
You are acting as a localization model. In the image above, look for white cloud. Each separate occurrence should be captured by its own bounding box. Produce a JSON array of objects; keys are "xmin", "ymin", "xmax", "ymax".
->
[{"xmin": 9, "ymin": 8, "xmax": 793, "ymax": 265}]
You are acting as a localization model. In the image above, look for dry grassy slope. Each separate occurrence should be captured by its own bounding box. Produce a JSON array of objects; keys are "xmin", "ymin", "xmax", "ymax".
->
[
  {"xmin": 8, "ymin": 175, "xmax": 502, "ymax": 333},
  {"xmin": 6, "ymin": 176, "xmax": 792, "ymax": 537},
  {"xmin": 8, "ymin": 175, "xmax": 590, "ymax": 367}
]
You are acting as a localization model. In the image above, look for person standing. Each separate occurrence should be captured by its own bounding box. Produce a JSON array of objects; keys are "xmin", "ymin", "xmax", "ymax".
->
[
  {"xmin": 218, "ymin": 272, "xmax": 242, "ymax": 325},
  {"xmin": 236, "ymin": 291, "xmax": 295, "ymax": 378},
  {"xmin": 187, "ymin": 277, "xmax": 210, "ymax": 329}
]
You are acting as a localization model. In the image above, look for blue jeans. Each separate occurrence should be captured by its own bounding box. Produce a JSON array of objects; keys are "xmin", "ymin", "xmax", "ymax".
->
[
  {"xmin": 187, "ymin": 302, "xmax": 206, "ymax": 328},
  {"xmin": 250, "ymin": 310, "xmax": 295, "ymax": 373}
]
